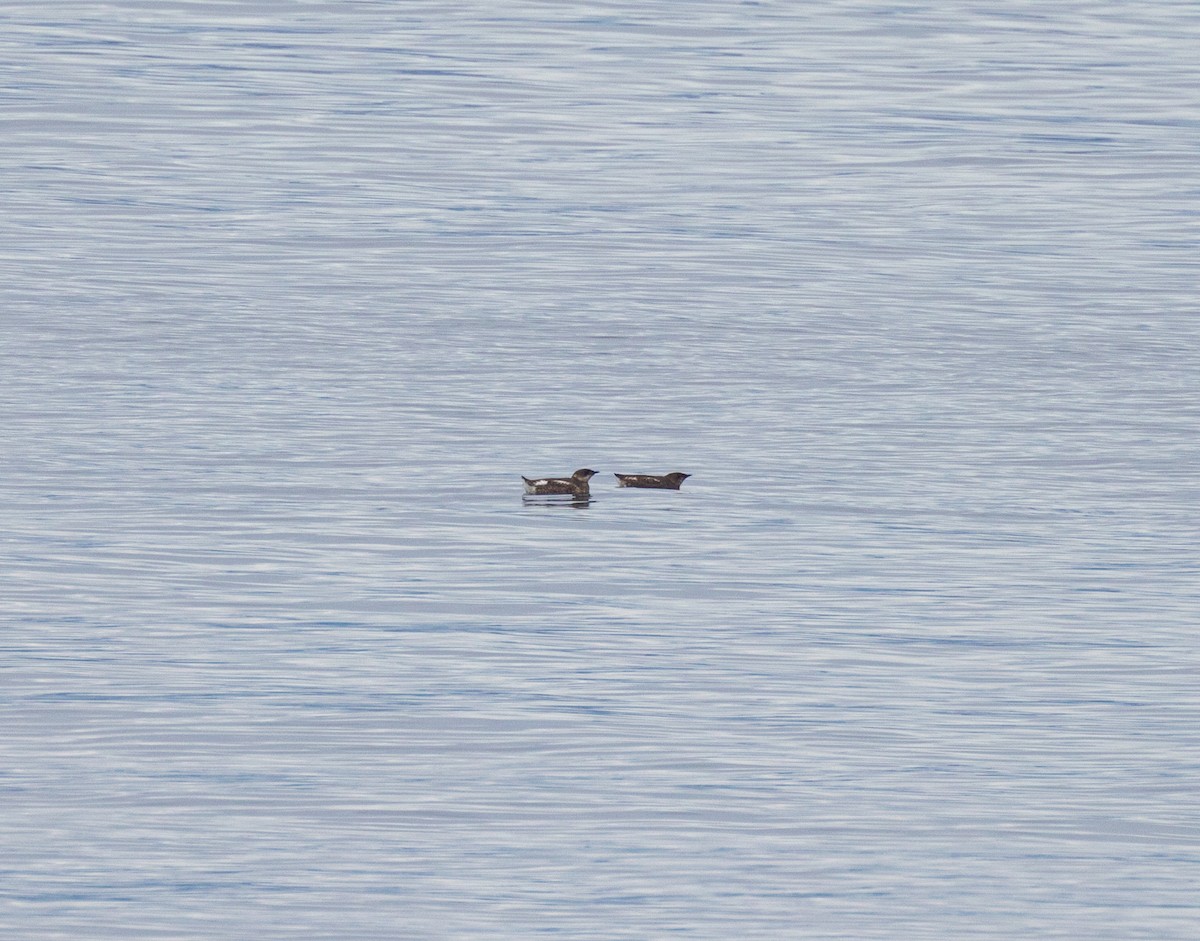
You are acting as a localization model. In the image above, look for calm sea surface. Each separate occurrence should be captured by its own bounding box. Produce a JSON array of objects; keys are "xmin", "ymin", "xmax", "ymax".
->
[{"xmin": 2, "ymin": 2, "xmax": 1198, "ymax": 938}]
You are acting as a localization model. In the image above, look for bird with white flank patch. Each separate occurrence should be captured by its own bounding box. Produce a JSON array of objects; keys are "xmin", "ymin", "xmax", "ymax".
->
[{"xmin": 522, "ymin": 468, "xmax": 598, "ymax": 497}]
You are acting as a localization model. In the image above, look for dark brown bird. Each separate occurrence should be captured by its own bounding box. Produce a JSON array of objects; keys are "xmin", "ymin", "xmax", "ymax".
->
[
  {"xmin": 614, "ymin": 472, "xmax": 690, "ymax": 490},
  {"xmin": 522, "ymin": 468, "xmax": 597, "ymax": 496}
]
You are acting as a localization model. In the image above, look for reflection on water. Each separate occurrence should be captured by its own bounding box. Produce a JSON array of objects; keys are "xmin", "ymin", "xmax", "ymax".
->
[{"xmin": 521, "ymin": 494, "xmax": 593, "ymax": 509}]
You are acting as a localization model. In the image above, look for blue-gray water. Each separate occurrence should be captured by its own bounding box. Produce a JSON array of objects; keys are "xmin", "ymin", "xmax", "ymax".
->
[{"xmin": 2, "ymin": 2, "xmax": 1198, "ymax": 938}]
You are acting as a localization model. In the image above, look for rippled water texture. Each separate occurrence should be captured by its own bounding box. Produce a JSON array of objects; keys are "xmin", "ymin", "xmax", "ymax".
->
[{"xmin": 2, "ymin": 2, "xmax": 1199, "ymax": 938}]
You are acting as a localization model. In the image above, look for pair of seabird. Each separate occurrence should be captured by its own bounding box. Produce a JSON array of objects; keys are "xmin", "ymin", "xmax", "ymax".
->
[{"xmin": 522, "ymin": 468, "xmax": 690, "ymax": 497}]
